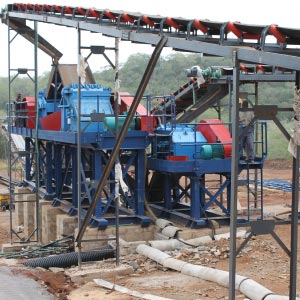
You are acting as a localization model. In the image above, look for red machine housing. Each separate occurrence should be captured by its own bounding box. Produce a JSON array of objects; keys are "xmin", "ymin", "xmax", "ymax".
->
[
  {"xmin": 196, "ymin": 119, "xmax": 232, "ymax": 158},
  {"xmin": 40, "ymin": 111, "xmax": 61, "ymax": 131},
  {"xmin": 24, "ymin": 97, "xmax": 36, "ymax": 129}
]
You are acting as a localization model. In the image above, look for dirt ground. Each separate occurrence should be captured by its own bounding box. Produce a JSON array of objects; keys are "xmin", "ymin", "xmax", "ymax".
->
[{"xmin": 0, "ymin": 159, "xmax": 299, "ymax": 300}]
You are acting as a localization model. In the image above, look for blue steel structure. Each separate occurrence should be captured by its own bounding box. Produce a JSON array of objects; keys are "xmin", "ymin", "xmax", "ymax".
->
[
  {"xmin": 147, "ymin": 120, "xmax": 267, "ymax": 227},
  {"xmin": 10, "ymin": 66, "xmax": 269, "ymax": 229},
  {"xmin": 11, "ymin": 81, "xmax": 154, "ymax": 228}
]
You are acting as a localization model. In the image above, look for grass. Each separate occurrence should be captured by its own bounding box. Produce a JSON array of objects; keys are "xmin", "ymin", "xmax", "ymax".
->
[{"xmin": 266, "ymin": 120, "xmax": 294, "ymax": 160}]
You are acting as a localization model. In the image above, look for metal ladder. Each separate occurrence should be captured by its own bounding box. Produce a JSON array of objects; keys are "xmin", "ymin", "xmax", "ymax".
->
[{"xmin": 244, "ymin": 163, "xmax": 264, "ymax": 221}]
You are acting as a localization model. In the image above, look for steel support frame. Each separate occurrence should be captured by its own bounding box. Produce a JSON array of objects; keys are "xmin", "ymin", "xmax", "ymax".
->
[
  {"xmin": 6, "ymin": 17, "xmax": 41, "ymax": 243},
  {"xmin": 93, "ymin": 149, "xmax": 147, "ymax": 218},
  {"xmin": 153, "ymin": 172, "xmax": 232, "ymax": 223}
]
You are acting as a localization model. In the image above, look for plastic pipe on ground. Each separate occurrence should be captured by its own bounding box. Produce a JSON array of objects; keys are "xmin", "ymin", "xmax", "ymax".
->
[
  {"xmin": 137, "ymin": 244, "xmax": 171, "ymax": 265},
  {"xmin": 149, "ymin": 239, "xmax": 184, "ymax": 251},
  {"xmin": 136, "ymin": 244, "xmax": 300, "ymax": 300},
  {"xmin": 265, "ymin": 295, "xmax": 297, "ymax": 300},
  {"xmin": 155, "ymin": 219, "xmax": 173, "ymax": 229},
  {"xmin": 161, "ymin": 225, "xmax": 181, "ymax": 238},
  {"xmin": 24, "ymin": 246, "xmax": 114, "ymax": 269},
  {"xmin": 149, "ymin": 235, "xmax": 212, "ymax": 251},
  {"xmin": 214, "ymin": 230, "xmax": 247, "ymax": 241},
  {"xmin": 185, "ymin": 235, "xmax": 213, "ymax": 246},
  {"xmin": 239, "ymin": 278, "xmax": 273, "ymax": 300}
]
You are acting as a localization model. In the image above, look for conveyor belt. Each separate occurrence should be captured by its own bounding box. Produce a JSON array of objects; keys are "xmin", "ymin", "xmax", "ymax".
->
[
  {"xmin": 1, "ymin": 125, "xmax": 25, "ymax": 151},
  {"xmin": 2, "ymin": 3, "xmax": 300, "ymax": 50},
  {"xmin": 167, "ymin": 64, "xmax": 295, "ymax": 122},
  {"xmin": 175, "ymin": 84, "xmax": 229, "ymax": 123},
  {"xmin": 1, "ymin": 4, "xmax": 300, "ymax": 70}
]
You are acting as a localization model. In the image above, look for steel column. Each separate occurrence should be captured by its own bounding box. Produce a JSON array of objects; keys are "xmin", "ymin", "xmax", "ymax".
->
[
  {"xmin": 199, "ymin": 175, "xmax": 206, "ymax": 209},
  {"xmin": 93, "ymin": 151, "xmax": 103, "ymax": 219},
  {"xmin": 25, "ymin": 137, "xmax": 31, "ymax": 181},
  {"xmin": 92, "ymin": 150, "xmax": 102, "ymax": 182},
  {"xmin": 289, "ymin": 72, "xmax": 300, "ymax": 299},
  {"xmin": 45, "ymin": 142, "xmax": 53, "ymax": 194},
  {"xmin": 135, "ymin": 149, "xmax": 145, "ymax": 215},
  {"xmin": 164, "ymin": 174, "xmax": 172, "ymax": 210},
  {"xmin": 72, "ymin": 147, "xmax": 78, "ymax": 208},
  {"xmin": 76, "ymin": 25, "xmax": 83, "ymax": 269},
  {"xmin": 229, "ymin": 50, "xmax": 240, "ymax": 300},
  {"xmin": 190, "ymin": 177, "xmax": 201, "ymax": 219},
  {"xmin": 54, "ymin": 144, "xmax": 62, "ymax": 197}
]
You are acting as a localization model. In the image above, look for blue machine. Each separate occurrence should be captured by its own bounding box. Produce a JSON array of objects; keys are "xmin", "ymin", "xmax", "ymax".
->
[
  {"xmin": 60, "ymin": 84, "xmax": 112, "ymax": 132},
  {"xmin": 147, "ymin": 118, "xmax": 267, "ymax": 227},
  {"xmin": 12, "ymin": 80, "xmax": 153, "ymax": 228},
  {"xmin": 154, "ymin": 124, "xmax": 207, "ymax": 160}
]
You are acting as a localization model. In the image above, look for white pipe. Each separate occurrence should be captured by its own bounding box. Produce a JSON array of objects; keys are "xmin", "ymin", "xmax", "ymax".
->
[
  {"xmin": 181, "ymin": 263, "xmax": 246, "ymax": 289},
  {"xmin": 163, "ymin": 258, "xmax": 188, "ymax": 272},
  {"xmin": 161, "ymin": 225, "xmax": 181, "ymax": 238},
  {"xmin": 265, "ymin": 295, "xmax": 296, "ymax": 300},
  {"xmin": 214, "ymin": 230, "xmax": 247, "ymax": 241},
  {"xmin": 136, "ymin": 244, "xmax": 300, "ymax": 300},
  {"xmin": 239, "ymin": 278, "xmax": 273, "ymax": 300},
  {"xmin": 149, "ymin": 235, "xmax": 212, "ymax": 251},
  {"xmin": 137, "ymin": 244, "xmax": 171, "ymax": 265},
  {"xmin": 185, "ymin": 235, "xmax": 213, "ymax": 246},
  {"xmin": 149, "ymin": 239, "xmax": 184, "ymax": 251},
  {"xmin": 155, "ymin": 219, "xmax": 173, "ymax": 229}
]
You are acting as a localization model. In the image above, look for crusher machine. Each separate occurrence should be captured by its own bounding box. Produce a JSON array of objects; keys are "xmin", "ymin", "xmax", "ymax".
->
[
  {"xmin": 10, "ymin": 64, "xmax": 159, "ymax": 228},
  {"xmin": 147, "ymin": 117, "xmax": 267, "ymax": 227},
  {"xmin": 9, "ymin": 64, "xmax": 267, "ymax": 229}
]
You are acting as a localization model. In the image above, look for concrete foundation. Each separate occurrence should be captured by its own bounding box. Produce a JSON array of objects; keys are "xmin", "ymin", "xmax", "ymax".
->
[
  {"xmin": 1, "ymin": 242, "xmax": 39, "ymax": 253},
  {"xmin": 38, "ymin": 200, "xmax": 53, "ymax": 243},
  {"xmin": 23, "ymin": 194, "xmax": 36, "ymax": 238},
  {"xmin": 56, "ymin": 214, "xmax": 78, "ymax": 240},
  {"xmin": 74, "ymin": 224, "xmax": 156, "ymax": 251},
  {"xmin": 11, "ymin": 188, "xmax": 233, "ymax": 252},
  {"xmin": 41, "ymin": 205, "xmax": 65, "ymax": 244},
  {"xmin": 13, "ymin": 187, "xmax": 29, "ymax": 228}
]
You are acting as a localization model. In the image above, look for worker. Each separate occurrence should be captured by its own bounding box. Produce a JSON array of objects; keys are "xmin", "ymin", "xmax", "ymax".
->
[
  {"xmin": 14, "ymin": 93, "xmax": 26, "ymax": 127},
  {"xmin": 239, "ymin": 100, "xmax": 255, "ymax": 163}
]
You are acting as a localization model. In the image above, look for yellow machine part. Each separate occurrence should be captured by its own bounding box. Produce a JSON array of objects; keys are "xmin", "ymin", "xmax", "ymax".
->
[{"xmin": 0, "ymin": 192, "xmax": 10, "ymax": 210}]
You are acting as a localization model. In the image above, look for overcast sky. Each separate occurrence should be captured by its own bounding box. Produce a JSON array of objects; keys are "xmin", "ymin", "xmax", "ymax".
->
[{"xmin": 1, "ymin": 0, "xmax": 300, "ymax": 77}]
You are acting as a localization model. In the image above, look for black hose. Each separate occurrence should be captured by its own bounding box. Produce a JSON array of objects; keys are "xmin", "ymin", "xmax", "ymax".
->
[{"xmin": 24, "ymin": 246, "xmax": 115, "ymax": 269}]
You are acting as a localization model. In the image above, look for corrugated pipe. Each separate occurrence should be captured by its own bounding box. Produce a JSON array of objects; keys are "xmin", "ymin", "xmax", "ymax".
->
[
  {"xmin": 136, "ymin": 244, "xmax": 299, "ymax": 300},
  {"xmin": 24, "ymin": 246, "xmax": 115, "ymax": 269}
]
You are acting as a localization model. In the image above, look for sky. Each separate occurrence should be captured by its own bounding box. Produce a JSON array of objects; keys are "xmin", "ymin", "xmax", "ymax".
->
[{"xmin": 0, "ymin": 0, "xmax": 300, "ymax": 77}]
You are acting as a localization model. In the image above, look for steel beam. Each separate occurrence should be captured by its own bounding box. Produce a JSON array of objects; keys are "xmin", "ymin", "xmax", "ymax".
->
[
  {"xmin": 237, "ymin": 48, "xmax": 300, "ymax": 71},
  {"xmin": 6, "ymin": 12, "xmax": 300, "ymax": 70},
  {"xmin": 4, "ymin": 17, "xmax": 63, "ymax": 61},
  {"xmin": 289, "ymin": 72, "xmax": 300, "ymax": 299},
  {"xmin": 229, "ymin": 51, "xmax": 240, "ymax": 300},
  {"xmin": 45, "ymin": 142, "xmax": 53, "ymax": 194}
]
